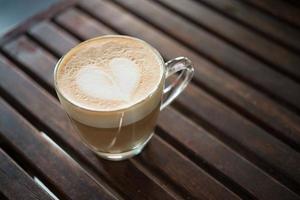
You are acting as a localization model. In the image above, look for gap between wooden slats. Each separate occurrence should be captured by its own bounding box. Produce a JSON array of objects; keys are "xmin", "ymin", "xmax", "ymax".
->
[
  {"xmin": 0, "ymin": 147, "xmax": 55, "ymax": 200},
  {"xmin": 285, "ymin": 0, "xmax": 300, "ymax": 7},
  {"xmin": 241, "ymin": 0, "xmax": 300, "ymax": 28},
  {"xmin": 0, "ymin": 192, "xmax": 8, "ymax": 200}
]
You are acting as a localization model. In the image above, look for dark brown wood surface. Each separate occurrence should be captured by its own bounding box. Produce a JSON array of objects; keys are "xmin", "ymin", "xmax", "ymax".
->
[{"xmin": 0, "ymin": 0, "xmax": 300, "ymax": 199}]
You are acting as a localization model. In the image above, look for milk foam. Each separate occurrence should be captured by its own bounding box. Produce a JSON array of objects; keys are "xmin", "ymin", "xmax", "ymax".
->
[
  {"xmin": 76, "ymin": 58, "xmax": 140, "ymax": 101},
  {"xmin": 55, "ymin": 35, "xmax": 164, "ymax": 128}
]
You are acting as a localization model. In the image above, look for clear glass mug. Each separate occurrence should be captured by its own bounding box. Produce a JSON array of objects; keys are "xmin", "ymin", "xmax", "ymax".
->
[{"xmin": 54, "ymin": 35, "xmax": 194, "ymax": 161}]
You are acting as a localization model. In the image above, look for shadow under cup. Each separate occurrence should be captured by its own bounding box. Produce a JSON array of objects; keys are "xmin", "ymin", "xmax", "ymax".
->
[{"xmin": 54, "ymin": 35, "xmax": 194, "ymax": 161}]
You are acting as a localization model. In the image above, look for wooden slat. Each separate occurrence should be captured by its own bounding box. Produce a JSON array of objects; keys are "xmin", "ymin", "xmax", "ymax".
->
[
  {"xmin": 55, "ymin": 8, "xmax": 115, "ymax": 39},
  {"xmin": 0, "ymin": 57, "xmax": 176, "ymax": 200},
  {"xmin": 2, "ymin": 36, "xmax": 55, "ymax": 87},
  {"xmin": 198, "ymin": 0, "xmax": 300, "ymax": 53},
  {"xmin": 28, "ymin": 21, "xmax": 78, "ymax": 56},
  {"xmin": 3, "ymin": 25, "xmax": 241, "ymax": 200},
  {"xmin": 153, "ymin": 0, "xmax": 300, "ymax": 80},
  {"xmin": 0, "ymin": 148, "xmax": 53, "ymax": 200},
  {"xmin": 56, "ymin": 5, "xmax": 300, "ymax": 152},
  {"xmin": 114, "ymin": 0, "xmax": 300, "ymax": 110},
  {"xmin": 243, "ymin": 0, "xmax": 300, "ymax": 28},
  {"xmin": 0, "ymin": 97, "xmax": 116, "ymax": 200}
]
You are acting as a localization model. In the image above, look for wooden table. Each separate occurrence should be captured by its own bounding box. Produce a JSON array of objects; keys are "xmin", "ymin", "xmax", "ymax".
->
[{"xmin": 0, "ymin": 0, "xmax": 300, "ymax": 199}]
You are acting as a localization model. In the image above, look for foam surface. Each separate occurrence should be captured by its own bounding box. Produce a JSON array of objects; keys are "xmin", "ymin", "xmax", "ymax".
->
[{"xmin": 56, "ymin": 36, "xmax": 163, "ymax": 111}]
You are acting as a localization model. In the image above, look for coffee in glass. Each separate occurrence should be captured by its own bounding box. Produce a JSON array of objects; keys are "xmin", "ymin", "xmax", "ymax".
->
[{"xmin": 54, "ymin": 35, "xmax": 193, "ymax": 160}]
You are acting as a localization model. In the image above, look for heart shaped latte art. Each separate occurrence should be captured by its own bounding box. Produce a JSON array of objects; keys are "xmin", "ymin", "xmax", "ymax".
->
[{"xmin": 76, "ymin": 58, "xmax": 140, "ymax": 101}]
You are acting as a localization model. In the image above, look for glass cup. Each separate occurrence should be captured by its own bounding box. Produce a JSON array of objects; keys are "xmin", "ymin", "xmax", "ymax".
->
[{"xmin": 54, "ymin": 35, "xmax": 194, "ymax": 161}]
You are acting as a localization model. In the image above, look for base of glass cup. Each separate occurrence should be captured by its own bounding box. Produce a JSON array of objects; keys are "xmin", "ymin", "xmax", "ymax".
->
[{"xmin": 94, "ymin": 132, "xmax": 153, "ymax": 161}]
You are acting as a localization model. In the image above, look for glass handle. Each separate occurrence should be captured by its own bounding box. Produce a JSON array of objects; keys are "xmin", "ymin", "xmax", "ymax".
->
[{"xmin": 160, "ymin": 57, "xmax": 194, "ymax": 110}]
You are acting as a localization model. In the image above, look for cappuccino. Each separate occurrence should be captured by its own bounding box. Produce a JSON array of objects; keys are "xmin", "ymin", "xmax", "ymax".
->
[{"xmin": 55, "ymin": 36, "xmax": 164, "ymax": 156}]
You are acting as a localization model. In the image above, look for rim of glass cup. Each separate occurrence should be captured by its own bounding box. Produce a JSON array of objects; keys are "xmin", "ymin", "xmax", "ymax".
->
[{"xmin": 54, "ymin": 35, "xmax": 166, "ymax": 113}]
